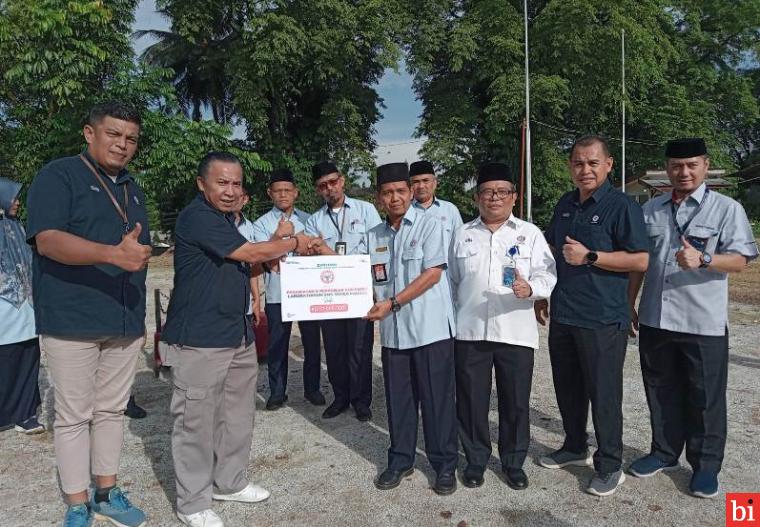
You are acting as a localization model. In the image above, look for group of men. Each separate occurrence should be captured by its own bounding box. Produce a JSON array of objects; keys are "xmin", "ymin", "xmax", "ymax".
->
[{"xmin": 21, "ymin": 100, "xmax": 757, "ymax": 527}]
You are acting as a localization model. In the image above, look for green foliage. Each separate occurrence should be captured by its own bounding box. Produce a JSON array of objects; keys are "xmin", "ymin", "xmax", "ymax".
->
[{"xmin": 404, "ymin": 0, "xmax": 760, "ymax": 223}]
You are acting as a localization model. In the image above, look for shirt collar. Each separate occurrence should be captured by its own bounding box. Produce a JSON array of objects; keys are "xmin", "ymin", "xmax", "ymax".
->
[
  {"xmin": 573, "ymin": 179, "xmax": 612, "ymax": 205},
  {"xmin": 385, "ymin": 205, "xmax": 418, "ymax": 232},
  {"xmin": 412, "ymin": 197, "xmax": 440, "ymax": 210},
  {"xmin": 82, "ymin": 149, "xmax": 132, "ymax": 184},
  {"xmin": 666, "ymin": 182, "xmax": 707, "ymax": 206},
  {"xmin": 324, "ymin": 195, "xmax": 353, "ymax": 212},
  {"xmin": 469, "ymin": 214, "xmax": 518, "ymax": 231}
]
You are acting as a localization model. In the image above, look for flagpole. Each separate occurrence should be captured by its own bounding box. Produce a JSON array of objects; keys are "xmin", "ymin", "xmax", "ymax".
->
[
  {"xmin": 621, "ymin": 29, "xmax": 626, "ymax": 192},
  {"xmin": 524, "ymin": 0, "xmax": 532, "ymax": 221}
]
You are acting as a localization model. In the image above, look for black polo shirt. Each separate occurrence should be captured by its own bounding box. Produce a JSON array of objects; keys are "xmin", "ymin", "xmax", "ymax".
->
[
  {"xmin": 545, "ymin": 179, "xmax": 647, "ymax": 329},
  {"xmin": 161, "ymin": 194, "xmax": 253, "ymax": 348},
  {"xmin": 25, "ymin": 151, "xmax": 151, "ymax": 337}
]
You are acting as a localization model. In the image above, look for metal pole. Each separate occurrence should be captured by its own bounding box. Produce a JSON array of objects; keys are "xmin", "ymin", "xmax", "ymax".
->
[
  {"xmin": 621, "ymin": 29, "xmax": 626, "ymax": 192},
  {"xmin": 524, "ymin": 0, "xmax": 532, "ymax": 221}
]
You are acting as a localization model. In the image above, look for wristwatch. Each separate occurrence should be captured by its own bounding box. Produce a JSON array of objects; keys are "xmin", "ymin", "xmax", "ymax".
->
[
  {"xmin": 389, "ymin": 296, "xmax": 402, "ymax": 312},
  {"xmin": 585, "ymin": 251, "xmax": 599, "ymax": 266},
  {"xmin": 699, "ymin": 252, "xmax": 712, "ymax": 269}
]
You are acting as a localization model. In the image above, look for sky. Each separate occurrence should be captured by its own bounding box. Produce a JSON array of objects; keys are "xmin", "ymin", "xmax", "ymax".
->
[{"xmin": 132, "ymin": 0, "xmax": 423, "ymax": 166}]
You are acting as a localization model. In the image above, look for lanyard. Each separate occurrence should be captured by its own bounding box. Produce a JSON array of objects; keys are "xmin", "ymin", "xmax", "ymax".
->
[
  {"xmin": 670, "ymin": 188, "xmax": 709, "ymax": 237},
  {"xmin": 80, "ymin": 155, "xmax": 130, "ymax": 234},
  {"xmin": 328, "ymin": 206, "xmax": 347, "ymax": 241}
]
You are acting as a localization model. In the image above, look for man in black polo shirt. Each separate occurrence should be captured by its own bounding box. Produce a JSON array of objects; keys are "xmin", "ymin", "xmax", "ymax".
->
[
  {"xmin": 161, "ymin": 152, "xmax": 317, "ymax": 527},
  {"xmin": 26, "ymin": 101, "xmax": 152, "ymax": 527},
  {"xmin": 535, "ymin": 135, "xmax": 648, "ymax": 497}
]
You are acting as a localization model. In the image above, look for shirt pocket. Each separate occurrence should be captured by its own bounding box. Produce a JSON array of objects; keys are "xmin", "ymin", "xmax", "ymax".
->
[
  {"xmin": 401, "ymin": 247, "xmax": 424, "ymax": 282},
  {"xmin": 370, "ymin": 251, "xmax": 392, "ymax": 284},
  {"xmin": 513, "ymin": 246, "xmax": 533, "ymax": 279},
  {"xmin": 575, "ymin": 224, "xmax": 612, "ymax": 252},
  {"xmin": 687, "ymin": 225, "xmax": 719, "ymax": 254},
  {"xmin": 645, "ymin": 223, "xmax": 669, "ymax": 254},
  {"xmin": 455, "ymin": 243, "xmax": 479, "ymax": 273}
]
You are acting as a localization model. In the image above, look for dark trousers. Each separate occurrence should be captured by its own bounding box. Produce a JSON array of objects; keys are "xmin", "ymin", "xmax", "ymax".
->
[
  {"xmin": 0, "ymin": 338, "xmax": 41, "ymax": 427},
  {"xmin": 321, "ymin": 317, "xmax": 374, "ymax": 409},
  {"xmin": 639, "ymin": 325, "xmax": 728, "ymax": 473},
  {"xmin": 382, "ymin": 339, "xmax": 458, "ymax": 475},
  {"xmin": 455, "ymin": 340, "xmax": 534, "ymax": 470},
  {"xmin": 265, "ymin": 303, "xmax": 322, "ymax": 399},
  {"xmin": 548, "ymin": 321, "xmax": 627, "ymax": 474}
]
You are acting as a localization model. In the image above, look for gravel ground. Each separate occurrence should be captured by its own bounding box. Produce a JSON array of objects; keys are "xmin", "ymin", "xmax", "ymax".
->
[{"xmin": 1, "ymin": 262, "xmax": 759, "ymax": 527}]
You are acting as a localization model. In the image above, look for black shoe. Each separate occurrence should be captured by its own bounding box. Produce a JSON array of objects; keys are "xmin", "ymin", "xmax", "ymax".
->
[
  {"xmin": 354, "ymin": 405, "xmax": 372, "ymax": 422},
  {"xmin": 305, "ymin": 391, "xmax": 326, "ymax": 406},
  {"xmin": 125, "ymin": 396, "xmax": 147, "ymax": 419},
  {"xmin": 374, "ymin": 467, "xmax": 413, "ymax": 490},
  {"xmin": 462, "ymin": 465, "xmax": 484, "ymax": 488},
  {"xmin": 433, "ymin": 472, "xmax": 457, "ymax": 495},
  {"xmin": 322, "ymin": 401, "xmax": 349, "ymax": 419},
  {"xmin": 266, "ymin": 395, "xmax": 288, "ymax": 411},
  {"xmin": 503, "ymin": 467, "xmax": 529, "ymax": 490}
]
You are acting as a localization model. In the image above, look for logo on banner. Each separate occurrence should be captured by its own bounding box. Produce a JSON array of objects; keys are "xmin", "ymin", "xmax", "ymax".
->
[
  {"xmin": 727, "ymin": 493, "xmax": 759, "ymax": 526},
  {"xmin": 320, "ymin": 270, "xmax": 335, "ymax": 284}
]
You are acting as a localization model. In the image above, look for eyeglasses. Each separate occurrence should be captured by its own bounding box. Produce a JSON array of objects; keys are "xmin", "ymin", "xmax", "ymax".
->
[
  {"xmin": 317, "ymin": 177, "xmax": 341, "ymax": 192},
  {"xmin": 477, "ymin": 189, "xmax": 516, "ymax": 200}
]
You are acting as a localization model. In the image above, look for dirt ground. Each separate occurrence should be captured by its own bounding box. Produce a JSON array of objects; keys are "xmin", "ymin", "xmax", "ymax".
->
[{"xmin": 1, "ymin": 254, "xmax": 759, "ymax": 527}]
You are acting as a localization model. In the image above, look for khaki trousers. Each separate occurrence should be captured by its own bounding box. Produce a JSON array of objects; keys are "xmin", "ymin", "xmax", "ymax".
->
[
  {"xmin": 167, "ymin": 342, "xmax": 258, "ymax": 515},
  {"xmin": 42, "ymin": 335, "xmax": 142, "ymax": 494}
]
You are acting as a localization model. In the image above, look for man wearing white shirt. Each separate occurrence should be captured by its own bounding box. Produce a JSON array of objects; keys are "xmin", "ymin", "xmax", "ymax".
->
[{"xmin": 449, "ymin": 162, "xmax": 556, "ymax": 490}]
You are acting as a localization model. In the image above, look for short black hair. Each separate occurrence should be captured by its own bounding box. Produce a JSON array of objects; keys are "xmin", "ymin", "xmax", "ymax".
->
[
  {"xmin": 87, "ymin": 101, "xmax": 141, "ymax": 128},
  {"xmin": 197, "ymin": 151, "xmax": 243, "ymax": 180},
  {"xmin": 570, "ymin": 135, "xmax": 610, "ymax": 158}
]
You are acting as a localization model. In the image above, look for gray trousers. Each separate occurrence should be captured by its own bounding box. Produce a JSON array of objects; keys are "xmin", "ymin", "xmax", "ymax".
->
[{"xmin": 168, "ymin": 342, "xmax": 258, "ymax": 515}]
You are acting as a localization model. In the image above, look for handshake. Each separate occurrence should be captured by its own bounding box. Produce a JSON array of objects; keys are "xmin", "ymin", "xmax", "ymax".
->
[{"xmin": 271, "ymin": 216, "xmax": 327, "ymax": 257}]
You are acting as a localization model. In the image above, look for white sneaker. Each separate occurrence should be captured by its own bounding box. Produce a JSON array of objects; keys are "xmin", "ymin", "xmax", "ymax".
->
[
  {"xmin": 212, "ymin": 483, "xmax": 270, "ymax": 503},
  {"xmin": 177, "ymin": 509, "xmax": 224, "ymax": 527}
]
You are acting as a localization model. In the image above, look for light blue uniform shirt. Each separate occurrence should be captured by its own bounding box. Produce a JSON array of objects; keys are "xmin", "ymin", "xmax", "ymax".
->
[
  {"xmin": 305, "ymin": 196, "xmax": 382, "ymax": 255},
  {"xmin": 236, "ymin": 215, "xmax": 257, "ymax": 315},
  {"xmin": 0, "ymin": 299, "xmax": 36, "ymax": 345},
  {"xmin": 412, "ymin": 197, "xmax": 463, "ymax": 248},
  {"xmin": 251, "ymin": 207, "xmax": 311, "ymax": 304},
  {"xmin": 368, "ymin": 206, "xmax": 455, "ymax": 350},
  {"xmin": 639, "ymin": 183, "xmax": 759, "ymax": 336}
]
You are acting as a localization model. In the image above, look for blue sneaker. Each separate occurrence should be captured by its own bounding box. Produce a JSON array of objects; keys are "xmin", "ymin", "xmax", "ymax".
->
[
  {"xmin": 90, "ymin": 487, "xmax": 146, "ymax": 527},
  {"xmin": 62, "ymin": 504, "xmax": 93, "ymax": 527},
  {"xmin": 690, "ymin": 470, "xmax": 719, "ymax": 498},
  {"xmin": 628, "ymin": 454, "xmax": 679, "ymax": 478}
]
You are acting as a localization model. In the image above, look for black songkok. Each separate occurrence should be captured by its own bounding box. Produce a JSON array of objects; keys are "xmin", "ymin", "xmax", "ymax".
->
[
  {"xmin": 270, "ymin": 168, "xmax": 294, "ymax": 185},
  {"xmin": 665, "ymin": 138, "xmax": 707, "ymax": 159},
  {"xmin": 311, "ymin": 161, "xmax": 339, "ymax": 182},
  {"xmin": 376, "ymin": 162, "xmax": 409, "ymax": 187},
  {"xmin": 409, "ymin": 160, "xmax": 435, "ymax": 177},
  {"xmin": 477, "ymin": 162, "xmax": 513, "ymax": 186}
]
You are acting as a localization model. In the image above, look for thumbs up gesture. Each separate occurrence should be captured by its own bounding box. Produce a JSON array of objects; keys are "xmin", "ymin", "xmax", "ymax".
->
[
  {"xmin": 113, "ymin": 222, "xmax": 152, "ymax": 272},
  {"xmin": 675, "ymin": 236, "xmax": 701, "ymax": 270},
  {"xmin": 512, "ymin": 268, "xmax": 532, "ymax": 299},
  {"xmin": 562, "ymin": 235, "xmax": 590, "ymax": 266},
  {"xmin": 272, "ymin": 214, "xmax": 295, "ymax": 240}
]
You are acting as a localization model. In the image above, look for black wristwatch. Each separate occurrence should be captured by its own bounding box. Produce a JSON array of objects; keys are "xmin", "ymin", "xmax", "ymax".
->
[
  {"xmin": 585, "ymin": 251, "xmax": 599, "ymax": 266},
  {"xmin": 699, "ymin": 252, "xmax": 712, "ymax": 269},
  {"xmin": 390, "ymin": 296, "xmax": 402, "ymax": 312}
]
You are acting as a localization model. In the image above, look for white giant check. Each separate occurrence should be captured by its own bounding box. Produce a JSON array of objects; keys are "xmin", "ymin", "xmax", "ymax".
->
[{"xmin": 280, "ymin": 255, "xmax": 373, "ymax": 322}]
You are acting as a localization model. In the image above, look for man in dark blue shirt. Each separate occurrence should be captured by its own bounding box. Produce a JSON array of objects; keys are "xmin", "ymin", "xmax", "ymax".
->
[
  {"xmin": 26, "ymin": 101, "xmax": 152, "ymax": 527},
  {"xmin": 535, "ymin": 135, "xmax": 648, "ymax": 497},
  {"xmin": 161, "ymin": 152, "xmax": 318, "ymax": 527}
]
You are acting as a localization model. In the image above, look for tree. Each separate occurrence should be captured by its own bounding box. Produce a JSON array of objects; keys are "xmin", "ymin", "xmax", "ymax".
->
[{"xmin": 403, "ymin": 0, "xmax": 760, "ymax": 225}]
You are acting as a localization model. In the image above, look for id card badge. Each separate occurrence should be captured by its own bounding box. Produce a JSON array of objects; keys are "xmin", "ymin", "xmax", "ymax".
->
[
  {"xmin": 502, "ymin": 263, "xmax": 516, "ymax": 287},
  {"xmin": 372, "ymin": 263, "xmax": 388, "ymax": 283},
  {"xmin": 335, "ymin": 242, "xmax": 347, "ymax": 255}
]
